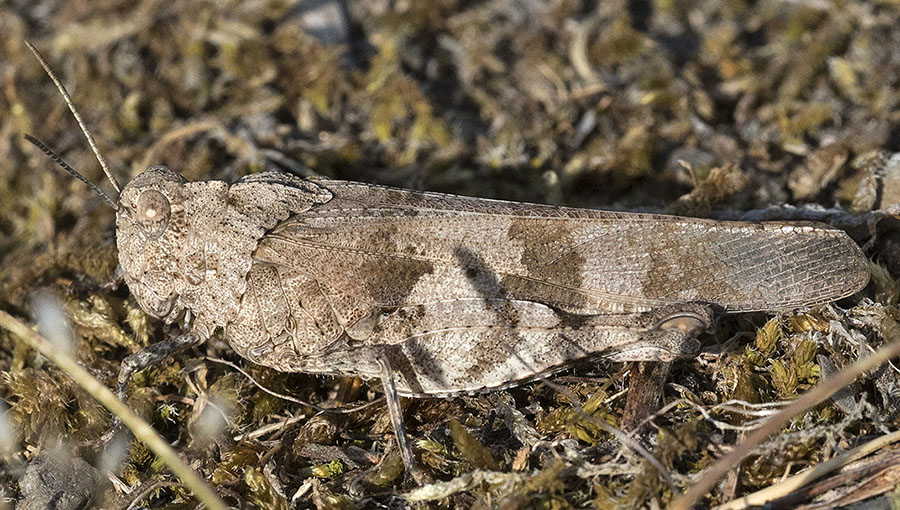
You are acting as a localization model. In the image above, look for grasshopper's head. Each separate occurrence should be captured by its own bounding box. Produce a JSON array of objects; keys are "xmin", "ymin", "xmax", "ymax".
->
[
  {"xmin": 115, "ymin": 166, "xmax": 189, "ymax": 321},
  {"xmin": 24, "ymin": 42, "xmax": 235, "ymax": 335}
]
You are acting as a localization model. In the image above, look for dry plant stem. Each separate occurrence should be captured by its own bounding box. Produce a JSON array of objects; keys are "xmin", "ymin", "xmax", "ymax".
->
[
  {"xmin": 0, "ymin": 310, "xmax": 227, "ymax": 510},
  {"xmin": 125, "ymin": 481, "xmax": 187, "ymax": 510},
  {"xmin": 539, "ymin": 376, "xmax": 679, "ymax": 491},
  {"xmin": 138, "ymin": 120, "xmax": 224, "ymax": 171},
  {"xmin": 713, "ymin": 428, "xmax": 900, "ymax": 510},
  {"xmin": 206, "ymin": 356, "xmax": 384, "ymax": 414},
  {"xmin": 669, "ymin": 333, "xmax": 900, "ymax": 510},
  {"xmin": 233, "ymin": 414, "xmax": 306, "ymax": 442}
]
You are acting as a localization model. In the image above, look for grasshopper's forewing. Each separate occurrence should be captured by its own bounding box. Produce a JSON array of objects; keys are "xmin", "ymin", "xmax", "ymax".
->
[{"xmin": 227, "ymin": 178, "xmax": 869, "ymax": 396}]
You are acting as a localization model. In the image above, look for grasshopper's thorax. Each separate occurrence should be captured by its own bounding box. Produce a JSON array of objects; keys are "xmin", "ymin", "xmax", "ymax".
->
[{"xmin": 116, "ymin": 167, "xmax": 334, "ymax": 339}]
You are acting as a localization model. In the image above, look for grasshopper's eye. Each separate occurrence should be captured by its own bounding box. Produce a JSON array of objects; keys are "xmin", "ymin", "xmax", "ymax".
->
[{"xmin": 135, "ymin": 189, "xmax": 171, "ymax": 239}]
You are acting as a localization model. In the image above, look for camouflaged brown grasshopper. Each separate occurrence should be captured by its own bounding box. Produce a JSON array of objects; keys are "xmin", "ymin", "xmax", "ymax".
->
[{"xmin": 24, "ymin": 41, "xmax": 870, "ymax": 479}]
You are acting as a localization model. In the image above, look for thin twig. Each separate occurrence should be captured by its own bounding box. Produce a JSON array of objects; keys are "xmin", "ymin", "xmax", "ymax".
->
[
  {"xmin": 538, "ymin": 376, "xmax": 679, "ymax": 492},
  {"xmin": 206, "ymin": 356, "xmax": 384, "ymax": 413},
  {"xmin": 234, "ymin": 414, "xmax": 307, "ymax": 442},
  {"xmin": 125, "ymin": 481, "xmax": 185, "ymax": 510}
]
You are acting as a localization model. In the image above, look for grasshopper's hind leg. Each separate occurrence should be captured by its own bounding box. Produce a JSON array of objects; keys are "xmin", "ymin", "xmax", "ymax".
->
[{"xmin": 377, "ymin": 353, "xmax": 427, "ymax": 484}]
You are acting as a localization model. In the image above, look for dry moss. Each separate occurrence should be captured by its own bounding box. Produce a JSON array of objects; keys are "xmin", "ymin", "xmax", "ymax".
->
[{"xmin": 2, "ymin": 0, "xmax": 900, "ymax": 508}]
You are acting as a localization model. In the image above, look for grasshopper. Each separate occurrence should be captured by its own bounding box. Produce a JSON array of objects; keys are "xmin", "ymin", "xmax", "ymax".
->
[{"xmin": 24, "ymin": 41, "xmax": 869, "ymax": 479}]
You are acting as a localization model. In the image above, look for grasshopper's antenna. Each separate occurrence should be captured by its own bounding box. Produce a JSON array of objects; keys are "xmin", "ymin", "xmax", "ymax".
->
[
  {"xmin": 23, "ymin": 134, "xmax": 118, "ymax": 210},
  {"xmin": 24, "ymin": 40, "xmax": 122, "ymax": 196}
]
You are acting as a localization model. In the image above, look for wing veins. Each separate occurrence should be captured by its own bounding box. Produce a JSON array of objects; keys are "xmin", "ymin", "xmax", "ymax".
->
[{"xmin": 259, "ymin": 233, "xmax": 671, "ymax": 309}]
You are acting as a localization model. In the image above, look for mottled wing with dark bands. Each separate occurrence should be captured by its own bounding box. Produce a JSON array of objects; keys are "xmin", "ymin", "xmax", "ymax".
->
[{"xmin": 252, "ymin": 179, "xmax": 868, "ymax": 315}]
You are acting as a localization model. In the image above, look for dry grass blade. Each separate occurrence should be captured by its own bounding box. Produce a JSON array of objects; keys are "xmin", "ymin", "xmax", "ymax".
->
[
  {"xmin": 713, "ymin": 428, "xmax": 900, "ymax": 510},
  {"xmin": 0, "ymin": 310, "xmax": 227, "ymax": 510},
  {"xmin": 669, "ymin": 329, "xmax": 900, "ymax": 510}
]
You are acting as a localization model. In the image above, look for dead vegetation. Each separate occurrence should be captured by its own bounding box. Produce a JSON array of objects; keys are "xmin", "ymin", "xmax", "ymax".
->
[{"xmin": 2, "ymin": 0, "xmax": 900, "ymax": 508}]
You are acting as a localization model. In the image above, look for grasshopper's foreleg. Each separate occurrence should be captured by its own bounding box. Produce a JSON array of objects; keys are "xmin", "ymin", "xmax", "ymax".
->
[
  {"xmin": 116, "ymin": 331, "xmax": 202, "ymax": 399},
  {"xmin": 102, "ymin": 331, "xmax": 202, "ymax": 446},
  {"xmin": 65, "ymin": 265, "xmax": 125, "ymax": 299}
]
